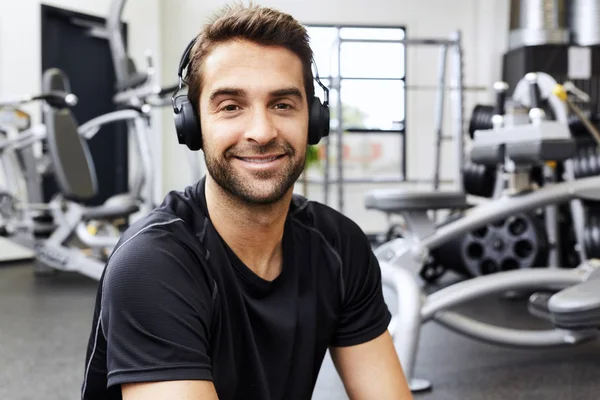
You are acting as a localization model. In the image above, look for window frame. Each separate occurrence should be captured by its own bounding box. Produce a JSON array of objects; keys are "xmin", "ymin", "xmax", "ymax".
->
[{"xmin": 305, "ymin": 23, "xmax": 408, "ymax": 180}]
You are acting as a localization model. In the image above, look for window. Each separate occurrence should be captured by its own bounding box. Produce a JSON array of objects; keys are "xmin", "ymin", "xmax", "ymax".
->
[
  {"xmin": 305, "ymin": 24, "xmax": 407, "ymax": 187},
  {"xmin": 307, "ymin": 25, "xmax": 406, "ymax": 131}
]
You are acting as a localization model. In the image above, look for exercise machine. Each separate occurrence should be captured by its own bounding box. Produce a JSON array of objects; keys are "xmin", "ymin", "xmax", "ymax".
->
[
  {"xmin": 107, "ymin": 0, "xmax": 204, "ymax": 189},
  {"xmin": 0, "ymin": 86, "xmax": 141, "ymax": 280},
  {"xmin": 367, "ymin": 72, "xmax": 600, "ymax": 392}
]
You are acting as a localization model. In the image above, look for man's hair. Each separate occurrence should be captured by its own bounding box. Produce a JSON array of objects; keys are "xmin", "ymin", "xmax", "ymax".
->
[{"xmin": 186, "ymin": 3, "xmax": 315, "ymax": 114}]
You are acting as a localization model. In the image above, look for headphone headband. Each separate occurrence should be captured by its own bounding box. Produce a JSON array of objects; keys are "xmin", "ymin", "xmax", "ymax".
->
[
  {"xmin": 178, "ymin": 37, "xmax": 198, "ymax": 80},
  {"xmin": 311, "ymin": 58, "xmax": 329, "ymax": 107}
]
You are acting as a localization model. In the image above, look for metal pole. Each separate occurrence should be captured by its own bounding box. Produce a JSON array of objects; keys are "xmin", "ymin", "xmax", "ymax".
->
[
  {"xmin": 451, "ymin": 31, "xmax": 465, "ymax": 191},
  {"xmin": 337, "ymin": 31, "xmax": 344, "ymax": 213},
  {"xmin": 340, "ymin": 38, "xmax": 457, "ymax": 46},
  {"xmin": 433, "ymin": 45, "xmax": 448, "ymax": 191},
  {"xmin": 107, "ymin": 0, "xmax": 129, "ymax": 87}
]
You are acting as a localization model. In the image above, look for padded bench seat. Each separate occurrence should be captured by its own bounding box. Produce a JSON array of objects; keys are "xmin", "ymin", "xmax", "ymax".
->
[
  {"xmin": 364, "ymin": 189, "xmax": 469, "ymax": 213},
  {"xmin": 548, "ymin": 278, "xmax": 600, "ymax": 330}
]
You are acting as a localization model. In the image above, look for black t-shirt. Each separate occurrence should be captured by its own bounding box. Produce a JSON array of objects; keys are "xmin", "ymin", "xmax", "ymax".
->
[{"xmin": 81, "ymin": 177, "xmax": 391, "ymax": 400}]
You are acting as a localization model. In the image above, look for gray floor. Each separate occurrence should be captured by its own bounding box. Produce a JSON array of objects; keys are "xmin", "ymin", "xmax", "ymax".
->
[{"xmin": 1, "ymin": 262, "xmax": 600, "ymax": 400}]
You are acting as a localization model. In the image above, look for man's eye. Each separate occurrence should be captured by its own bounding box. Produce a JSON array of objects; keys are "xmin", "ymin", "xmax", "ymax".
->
[
  {"xmin": 222, "ymin": 104, "xmax": 240, "ymax": 111},
  {"xmin": 274, "ymin": 103, "xmax": 293, "ymax": 110}
]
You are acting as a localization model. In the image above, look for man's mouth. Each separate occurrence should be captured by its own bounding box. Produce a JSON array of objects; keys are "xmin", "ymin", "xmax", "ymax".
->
[{"xmin": 234, "ymin": 154, "xmax": 286, "ymax": 164}]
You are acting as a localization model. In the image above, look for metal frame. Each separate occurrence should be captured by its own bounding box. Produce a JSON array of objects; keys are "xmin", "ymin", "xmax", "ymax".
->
[
  {"xmin": 305, "ymin": 26, "xmax": 464, "ymax": 213},
  {"xmin": 0, "ymin": 109, "xmax": 133, "ymax": 275},
  {"xmin": 304, "ymin": 24, "xmax": 407, "ymax": 211},
  {"xmin": 372, "ymin": 173, "xmax": 600, "ymax": 392}
]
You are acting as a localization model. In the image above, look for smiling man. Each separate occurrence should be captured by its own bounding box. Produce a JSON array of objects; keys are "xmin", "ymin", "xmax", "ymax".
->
[{"xmin": 81, "ymin": 3, "xmax": 412, "ymax": 400}]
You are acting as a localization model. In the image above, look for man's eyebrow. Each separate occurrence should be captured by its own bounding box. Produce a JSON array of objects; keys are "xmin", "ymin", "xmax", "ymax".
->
[
  {"xmin": 270, "ymin": 87, "xmax": 303, "ymax": 99},
  {"xmin": 209, "ymin": 88, "xmax": 246, "ymax": 102},
  {"xmin": 208, "ymin": 87, "xmax": 304, "ymax": 102}
]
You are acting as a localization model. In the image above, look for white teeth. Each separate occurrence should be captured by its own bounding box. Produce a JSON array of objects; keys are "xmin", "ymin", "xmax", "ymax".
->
[{"xmin": 239, "ymin": 156, "xmax": 279, "ymax": 163}]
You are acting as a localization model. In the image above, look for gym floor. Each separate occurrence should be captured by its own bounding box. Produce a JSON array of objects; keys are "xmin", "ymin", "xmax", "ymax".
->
[{"xmin": 1, "ymin": 262, "xmax": 599, "ymax": 400}]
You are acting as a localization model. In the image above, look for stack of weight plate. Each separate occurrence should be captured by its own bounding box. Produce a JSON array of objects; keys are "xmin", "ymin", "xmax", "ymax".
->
[
  {"xmin": 570, "ymin": 0, "xmax": 600, "ymax": 46},
  {"xmin": 508, "ymin": 0, "xmax": 569, "ymax": 50}
]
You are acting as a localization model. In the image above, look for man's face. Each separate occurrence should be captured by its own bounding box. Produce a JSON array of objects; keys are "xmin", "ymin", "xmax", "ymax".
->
[{"xmin": 198, "ymin": 39, "xmax": 309, "ymax": 205}]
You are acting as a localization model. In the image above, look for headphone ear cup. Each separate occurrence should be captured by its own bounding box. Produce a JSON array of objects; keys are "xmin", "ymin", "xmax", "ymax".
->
[
  {"xmin": 174, "ymin": 100, "xmax": 203, "ymax": 151},
  {"xmin": 308, "ymin": 97, "xmax": 329, "ymax": 145}
]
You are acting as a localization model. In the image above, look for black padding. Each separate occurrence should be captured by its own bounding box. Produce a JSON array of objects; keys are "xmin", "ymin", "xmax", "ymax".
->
[
  {"xmin": 365, "ymin": 189, "xmax": 469, "ymax": 212},
  {"xmin": 82, "ymin": 203, "xmax": 139, "ymax": 221},
  {"xmin": 127, "ymin": 57, "xmax": 138, "ymax": 75},
  {"xmin": 505, "ymin": 139, "xmax": 576, "ymax": 164},
  {"xmin": 44, "ymin": 108, "xmax": 98, "ymax": 200},
  {"xmin": 42, "ymin": 68, "xmax": 71, "ymax": 93}
]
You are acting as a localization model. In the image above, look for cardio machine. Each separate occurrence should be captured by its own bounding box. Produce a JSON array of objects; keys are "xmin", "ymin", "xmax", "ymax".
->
[{"xmin": 367, "ymin": 72, "xmax": 600, "ymax": 392}]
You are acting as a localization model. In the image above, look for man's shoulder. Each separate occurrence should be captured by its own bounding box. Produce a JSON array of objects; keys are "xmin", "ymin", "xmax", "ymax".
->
[
  {"xmin": 123, "ymin": 183, "xmax": 206, "ymax": 239},
  {"xmin": 289, "ymin": 194, "xmax": 367, "ymax": 247},
  {"xmin": 110, "ymin": 183, "xmax": 208, "ymax": 262}
]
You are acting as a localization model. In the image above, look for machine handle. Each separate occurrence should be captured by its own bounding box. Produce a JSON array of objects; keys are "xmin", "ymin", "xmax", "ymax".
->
[
  {"xmin": 493, "ymin": 81, "xmax": 509, "ymax": 116},
  {"xmin": 526, "ymin": 73, "xmax": 541, "ymax": 109}
]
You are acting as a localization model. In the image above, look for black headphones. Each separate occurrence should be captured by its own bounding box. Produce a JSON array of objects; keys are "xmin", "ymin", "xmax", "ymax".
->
[{"xmin": 171, "ymin": 38, "xmax": 330, "ymax": 151}]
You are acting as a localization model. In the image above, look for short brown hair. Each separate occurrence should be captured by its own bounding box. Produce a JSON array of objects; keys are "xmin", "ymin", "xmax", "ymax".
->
[{"xmin": 186, "ymin": 3, "xmax": 315, "ymax": 114}]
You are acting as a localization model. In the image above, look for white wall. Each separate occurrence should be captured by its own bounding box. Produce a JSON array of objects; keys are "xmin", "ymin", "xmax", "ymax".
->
[{"xmin": 158, "ymin": 0, "xmax": 512, "ymax": 233}]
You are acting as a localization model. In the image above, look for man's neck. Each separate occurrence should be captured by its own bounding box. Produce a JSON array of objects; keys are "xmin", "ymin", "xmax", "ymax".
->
[{"xmin": 204, "ymin": 176, "xmax": 292, "ymax": 281}]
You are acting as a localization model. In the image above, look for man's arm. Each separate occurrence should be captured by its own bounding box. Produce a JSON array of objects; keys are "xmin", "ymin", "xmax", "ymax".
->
[
  {"xmin": 122, "ymin": 380, "xmax": 219, "ymax": 400},
  {"xmin": 330, "ymin": 331, "xmax": 413, "ymax": 400}
]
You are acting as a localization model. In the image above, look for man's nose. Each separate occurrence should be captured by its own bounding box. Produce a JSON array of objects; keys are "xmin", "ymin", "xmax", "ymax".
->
[{"xmin": 244, "ymin": 108, "xmax": 277, "ymax": 145}]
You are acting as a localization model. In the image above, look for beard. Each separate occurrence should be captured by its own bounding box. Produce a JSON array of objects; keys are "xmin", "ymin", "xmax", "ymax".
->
[{"xmin": 204, "ymin": 140, "xmax": 306, "ymax": 205}]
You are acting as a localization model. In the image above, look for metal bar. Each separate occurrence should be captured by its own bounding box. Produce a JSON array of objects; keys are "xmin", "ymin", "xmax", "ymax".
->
[
  {"xmin": 405, "ymin": 84, "xmax": 487, "ymax": 91},
  {"xmin": 78, "ymin": 109, "xmax": 142, "ymax": 140},
  {"xmin": 423, "ymin": 268, "xmax": 583, "ymax": 319},
  {"xmin": 452, "ymin": 31, "xmax": 465, "ymax": 191},
  {"xmin": 340, "ymin": 38, "xmax": 457, "ymax": 45},
  {"xmin": 337, "ymin": 31, "xmax": 344, "ymax": 212},
  {"xmin": 433, "ymin": 311, "xmax": 596, "ymax": 348},
  {"xmin": 320, "ymin": 76, "xmax": 486, "ymax": 92},
  {"xmin": 338, "ymin": 76, "xmax": 405, "ymax": 81},
  {"xmin": 345, "ymin": 129, "xmax": 405, "ymax": 134},
  {"xmin": 433, "ymin": 45, "xmax": 448, "ymax": 191},
  {"xmin": 564, "ymin": 159, "xmax": 588, "ymax": 262},
  {"xmin": 303, "ymin": 177, "xmax": 456, "ymax": 184},
  {"xmin": 422, "ymin": 174, "xmax": 600, "ymax": 250},
  {"xmin": 107, "ymin": 0, "xmax": 129, "ymax": 87}
]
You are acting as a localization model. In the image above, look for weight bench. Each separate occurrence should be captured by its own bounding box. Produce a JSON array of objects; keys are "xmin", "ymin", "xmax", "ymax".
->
[{"xmin": 365, "ymin": 190, "xmax": 469, "ymax": 239}]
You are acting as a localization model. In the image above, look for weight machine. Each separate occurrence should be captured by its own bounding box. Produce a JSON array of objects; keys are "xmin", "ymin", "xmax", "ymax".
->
[
  {"xmin": 367, "ymin": 72, "xmax": 600, "ymax": 392},
  {"xmin": 0, "ymin": 80, "xmax": 145, "ymax": 280}
]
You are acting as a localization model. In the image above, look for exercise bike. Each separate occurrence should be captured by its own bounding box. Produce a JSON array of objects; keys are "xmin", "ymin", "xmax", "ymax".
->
[{"xmin": 367, "ymin": 72, "xmax": 600, "ymax": 392}]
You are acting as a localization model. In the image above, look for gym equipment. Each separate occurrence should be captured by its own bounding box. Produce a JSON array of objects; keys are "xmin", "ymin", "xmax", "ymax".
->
[
  {"xmin": 367, "ymin": 72, "xmax": 600, "ymax": 392},
  {"xmin": 430, "ymin": 211, "xmax": 550, "ymax": 279},
  {"xmin": 108, "ymin": 0, "xmax": 205, "ymax": 186},
  {"xmin": 171, "ymin": 38, "xmax": 331, "ymax": 151},
  {"xmin": 462, "ymin": 161, "xmax": 497, "ymax": 198},
  {"xmin": 0, "ymin": 86, "xmax": 143, "ymax": 279}
]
